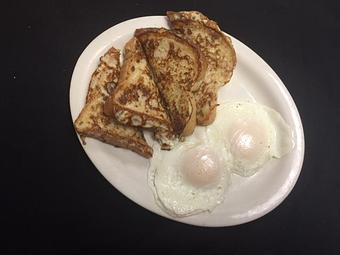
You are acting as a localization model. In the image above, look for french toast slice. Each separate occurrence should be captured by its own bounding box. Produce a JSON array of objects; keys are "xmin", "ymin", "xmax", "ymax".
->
[
  {"xmin": 74, "ymin": 47, "xmax": 153, "ymax": 158},
  {"xmin": 167, "ymin": 11, "xmax": 237, "ymax": 125},
  {"xmin": 104, "ymin": 37, "xmax": 174, "ymax": 149},
  {"xmin": 135, "ymin": 28, "xmax": 204, "ymax": 136},
  {"xmin": 104, "ymin": 37, "xmax": 171, "ymax": 130}
]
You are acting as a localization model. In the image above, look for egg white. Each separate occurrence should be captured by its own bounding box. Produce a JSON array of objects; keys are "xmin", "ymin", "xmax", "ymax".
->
[
  {"xmin": 148, "ymin": 127, "xmax": 231, "ymax": 217},
  {"xmin": 148, "ymin": 101, "xmax": 294, "ymax": 217},
  {"xmin": 207, "ymin": 101, "xmax": 294, "ymax": 176}
]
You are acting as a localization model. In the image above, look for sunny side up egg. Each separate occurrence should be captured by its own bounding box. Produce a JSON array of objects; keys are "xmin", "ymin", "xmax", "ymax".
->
[
  {"xmin": 148, "ymin": 127, "xmax": 232, "ymax": 217},
  {"xmin": 209, "ymin": 101, "xmax": 295, "ymax": 177},
  {"xmin": 148, "ymin": 101, "xmax": 294, "ymax": 217}
]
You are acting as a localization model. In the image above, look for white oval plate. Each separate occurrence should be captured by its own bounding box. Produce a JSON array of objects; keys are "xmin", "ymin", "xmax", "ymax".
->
[{"xmin": 70, "ymin": 16, "xmax": 304, "ymax": 227}]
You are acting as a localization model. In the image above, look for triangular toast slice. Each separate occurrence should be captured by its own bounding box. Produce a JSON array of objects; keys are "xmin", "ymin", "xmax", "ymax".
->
[
  {"xmin": 74, "ymin": 47, "xmax": 153, "ymax": 158},
  {"xmin": 104, "ymin": 37, "xmax": 172, "ymax": 131},
  {"xmin": 135, "ymin": 28, "xmax": 206, "ymax": 136},
  {"xmin": 167, "ymin": 11, "xmax": 236, "ymax": 125}
]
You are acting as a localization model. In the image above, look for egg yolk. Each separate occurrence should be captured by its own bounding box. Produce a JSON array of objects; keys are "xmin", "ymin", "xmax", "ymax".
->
[
  {"xmin": 229, "ymin": 120, "xmax": 269, "ymax": 163},
  {"xmin": 181, "ymin": 146, "xmax": 221, "ymax": 188}
]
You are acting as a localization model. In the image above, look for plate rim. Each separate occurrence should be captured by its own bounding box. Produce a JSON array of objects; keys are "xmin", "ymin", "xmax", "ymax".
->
[{"xmin": 69, "ymin": 15, "xmax": 305, "ymax": 227}]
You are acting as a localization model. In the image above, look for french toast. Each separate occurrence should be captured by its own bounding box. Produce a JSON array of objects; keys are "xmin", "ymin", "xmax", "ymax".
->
[
  {"xmin": 167, "ymin": 11, "xmax": 237, "ymax": 125},
  {"xmin": 74, "ymin": 47, "xmax": 153, "ymax": 158},
  {"xmin": 104, "ymin": 37, "xmax": 171, "ymax": 130},
  {"xmin": 135, "ymin": 28, "xmax": 205, "ymax": 136},
  {"xmin": 104, "ymin": 37, "xmax": 174, "ymax": 148}
]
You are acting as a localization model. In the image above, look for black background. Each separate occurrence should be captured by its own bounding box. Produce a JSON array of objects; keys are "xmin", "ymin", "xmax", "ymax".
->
[{"xmin": 3, "ymin": 0, "xmax": 340, "ymax": 254}]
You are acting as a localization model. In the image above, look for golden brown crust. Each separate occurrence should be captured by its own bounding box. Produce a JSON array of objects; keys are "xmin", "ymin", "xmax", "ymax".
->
[
  {"xmin": 167, "ymin": 11, "xmax": 237, "ymax": 125},
  {"xmin": 74, "ymin": 47, "xmax": 153, "ymax": 158}
]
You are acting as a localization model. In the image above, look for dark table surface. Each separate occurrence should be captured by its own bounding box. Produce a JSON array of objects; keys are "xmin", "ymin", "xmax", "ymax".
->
[{"xmin": 4, "ymin": 0, "xmax": 340, "ymax": 254}]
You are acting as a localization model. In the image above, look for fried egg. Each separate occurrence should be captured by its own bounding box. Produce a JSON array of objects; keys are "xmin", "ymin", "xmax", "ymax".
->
[
  {"xmin": 208, "ymin": 101, "xmax": 294, "ymax": 176},
  {"xmin": 148, "ymin": 127, "xmax": 231, "ymax": 217},
  {"xmin": 148, "ymin": 101, "xmax": 294, "ymax": 217}
]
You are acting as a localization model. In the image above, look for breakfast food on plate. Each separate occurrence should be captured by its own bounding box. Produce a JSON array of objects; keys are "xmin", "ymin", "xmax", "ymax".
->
[
  {"xmin": 209, "ymin": 101, "xmax": 294, "ymax": 177},
  {"xmin": 73, "ymin": 11, "xmax": 296, "ymax": 218},
  {"xmin": 135, "ymin": 28, "xmax": 206, "ymax": 136},
  {"xmin": 104, "ymin": 37, "xmax": 171, "ymax": 129},
  {"xmin": 74, "ymin": 47, "xmax": 153, "ymax": 158},
  {"xmin": 167, "ymin": 11, "xmax": 237, "ymax": 125},
  {"xmin": 75, "ymin": 12, "xmax": 236, "ymax": 156},
  {"xmin": 103, "ymin": 37, "xmax": 173, "ymax": 148},
  {"xmin": 135, "ymin": 28, "xmax": 206, "ymax": 92},
  {"xmin": 149, "ymin": 125, "xmax": 231, "ymax": 217},
  {"xmin": 148, "ymin": 101, "xmax": 294, "ymax": 217}
]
